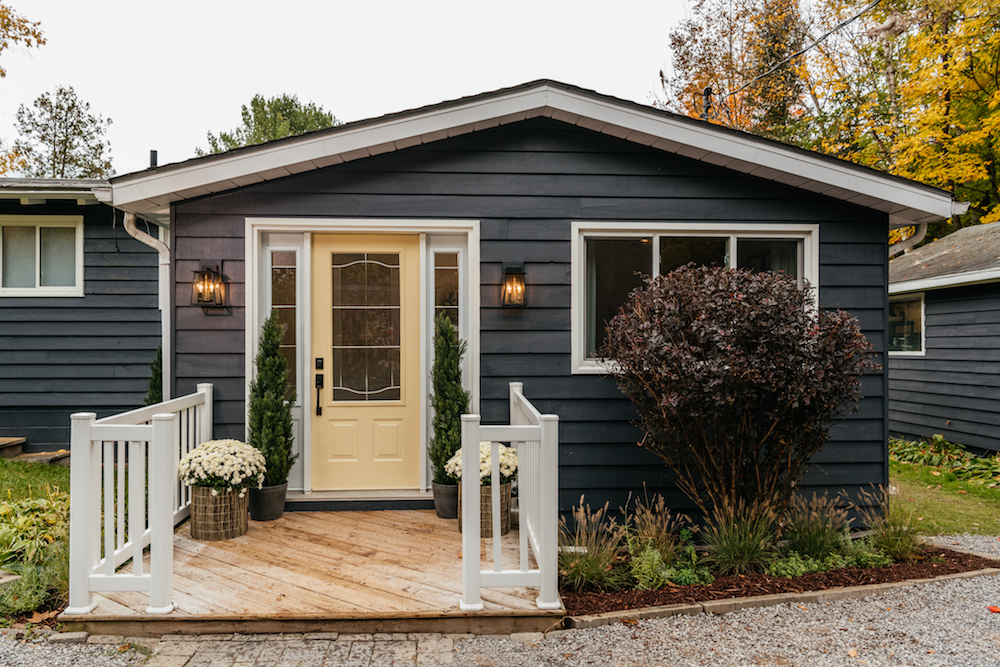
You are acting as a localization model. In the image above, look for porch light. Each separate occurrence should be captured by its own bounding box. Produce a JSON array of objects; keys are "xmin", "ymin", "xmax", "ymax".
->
[
  {"xmin": 501, "ymin": 263, "xmax": 526, "ymax": 308},
  {"xmin": 192, "ymin": 266, "xmax": 227, "ymax": 308}
]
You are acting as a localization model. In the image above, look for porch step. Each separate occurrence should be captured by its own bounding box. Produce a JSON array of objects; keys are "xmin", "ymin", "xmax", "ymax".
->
[
  {"xmin": 0, "ymin": 437, "xmax": 26, "ymax": 459},
  {"xmin": 13, "ymin": 449, "xmax": 71, "ymax": 467}
]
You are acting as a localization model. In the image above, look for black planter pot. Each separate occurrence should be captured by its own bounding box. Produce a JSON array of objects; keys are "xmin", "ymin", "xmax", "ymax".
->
[
  {"xmin": 249, "ymin": 482, "xmax": 288, "ymax": 521},
  {"xmin": 432, "ymin": 482, "xmax": 459, "ymax": 519}
]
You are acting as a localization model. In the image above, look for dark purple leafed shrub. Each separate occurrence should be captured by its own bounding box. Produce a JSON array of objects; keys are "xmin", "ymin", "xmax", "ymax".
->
[{"xmin": 602, "ymin": 265, "xmax": 879, "ymax": 518}]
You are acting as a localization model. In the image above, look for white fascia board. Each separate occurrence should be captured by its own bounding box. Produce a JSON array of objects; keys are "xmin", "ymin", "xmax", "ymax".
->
[
  {"xmin": 111, "ymin": 83, "xmax": 955, "ymax": 223},
  {"xmin": 538, "ymin": 88, "xmax": 956, "ymax": 222},
  {"xmin": 112, "ymin": 87, "xmax": 554, "ymax": 212},
  {"xmin": 890, "ymin": 267, "xmax": 1000, "ymax": 294}
]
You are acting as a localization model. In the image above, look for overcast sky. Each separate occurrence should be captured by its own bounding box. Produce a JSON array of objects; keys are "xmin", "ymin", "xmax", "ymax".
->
[{"xmin": 0, "ymin": 1, "xmax": 690, "ymax": 176}]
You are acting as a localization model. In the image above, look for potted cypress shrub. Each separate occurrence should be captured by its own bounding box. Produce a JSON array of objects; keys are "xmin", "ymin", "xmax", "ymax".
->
[
  {"xmin": 429, "ymin": 311, "xmax": 470, "ymax": 519},
  {"xmin": 247, "ymin": 309, "xmax": 298, "ymax": 521}
]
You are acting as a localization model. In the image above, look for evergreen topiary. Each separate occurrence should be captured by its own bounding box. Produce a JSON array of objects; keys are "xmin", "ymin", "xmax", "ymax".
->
[
  {"xmin": 429, "ymin": 312, "xmax": 470, "ymax": 485},
  {"xmin": 144, "ymin": 345, "xmax": 162, "ymax": 406},
  {"xmin": 247, "ymin": 310, "xmax": 298, "ymax": 486}
]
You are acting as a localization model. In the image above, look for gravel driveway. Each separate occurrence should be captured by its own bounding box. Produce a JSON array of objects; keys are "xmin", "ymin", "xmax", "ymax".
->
[{"xmin": 1, "ymin": 533, "xmax": 998, "ymax": 667}]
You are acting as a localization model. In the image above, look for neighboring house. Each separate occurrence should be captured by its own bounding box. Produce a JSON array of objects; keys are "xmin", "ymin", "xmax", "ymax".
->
[
  {"xmin": 98, "ymin": 80, "xmax": 958, "ymax": 512},
  {"xmin": 0, "ymin": 179, "xmax": 160, "ymax": 451},
  {"xmin": 889, "ymin": 223, "xmax": 1000, "ymax": 454}
]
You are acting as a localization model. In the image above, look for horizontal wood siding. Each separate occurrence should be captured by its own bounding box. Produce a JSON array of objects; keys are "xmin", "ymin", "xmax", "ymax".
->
[
  {"xmin": 172, "ymin": 118, "xmax": 888, "ymax": 509},
  {"xmin": 889, "ymin": 282, "xmax": 1000, "ymax": 453},
  {"xmin": 0, "ymin": 202, "xmax": 159, "ymax": 449}
]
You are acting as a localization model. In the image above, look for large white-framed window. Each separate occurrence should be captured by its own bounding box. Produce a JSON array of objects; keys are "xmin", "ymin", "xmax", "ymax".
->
[
  {"xmin": 571, "ymin": 222, "xmax": 820, "ymax": 374},
  {"xmin": 888, "ymin": 293, "xmax": 925, "ymax": 356},
  {"xmin": 0, "ymin": 216, "xmax": 84, "ymax": 297}
]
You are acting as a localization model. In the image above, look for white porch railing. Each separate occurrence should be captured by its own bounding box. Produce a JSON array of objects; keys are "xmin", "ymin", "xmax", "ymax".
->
[
  {"xmin": 63, "ymin": 383, "xmax": 214, "ymax": 616},
  {"xmin": 460, "ymin": 382, "xmax": 560, "ymax": 611}
]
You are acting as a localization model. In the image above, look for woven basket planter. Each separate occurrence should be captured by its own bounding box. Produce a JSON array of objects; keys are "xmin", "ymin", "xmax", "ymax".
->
[
  {"xmin": 458, "ymin": 482, "xmax": 511, "ymax": 538},
  {"xmin": 190, "ymin": 485, "xmax": 249, "ymax": 541}
]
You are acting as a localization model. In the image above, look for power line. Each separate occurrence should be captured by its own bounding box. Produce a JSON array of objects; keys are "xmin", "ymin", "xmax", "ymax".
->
[{"xmin": 710, "ymin": 0, "xmax": 883, "ymax": 114}]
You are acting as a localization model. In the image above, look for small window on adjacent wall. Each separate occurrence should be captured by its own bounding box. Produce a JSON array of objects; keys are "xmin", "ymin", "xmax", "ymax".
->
[
  {"xmin": 0, "ymin": 217, "xmax": 83, "ymax": 296},
  {"xmin": 434, "ymin": 252, "xmax": 459, "ymax": 327},
  {"xmin": 889, "ymin": 294, "xmax": 924, "ymax": 355},
  {"xmin": 270, "ymin": 250, "xmax": 298, "ymax": 394}
]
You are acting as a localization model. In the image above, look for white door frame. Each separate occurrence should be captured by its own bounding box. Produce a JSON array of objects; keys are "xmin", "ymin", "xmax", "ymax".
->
[{"xmin": 245, "ymin": 218, "xmax": 481, "ymax": 495}]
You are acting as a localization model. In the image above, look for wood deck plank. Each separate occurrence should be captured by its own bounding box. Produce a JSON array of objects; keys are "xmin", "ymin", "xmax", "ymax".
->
[{"xmin": 86, "ymin": 510, "xmax": 557, "ymax": 625}]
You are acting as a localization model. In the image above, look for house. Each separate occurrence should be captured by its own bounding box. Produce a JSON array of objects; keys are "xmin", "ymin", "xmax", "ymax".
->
[
  {"xmin": 889, "ymin": 222, "xmax": 1000, "ymax": 454},
  {"xmin": 0, "ymin": 179, "xmax": 160, "ymax": 455},
  {"xmin": 99, "ymin": 80, "xmax": 959, "ymax": 513}
]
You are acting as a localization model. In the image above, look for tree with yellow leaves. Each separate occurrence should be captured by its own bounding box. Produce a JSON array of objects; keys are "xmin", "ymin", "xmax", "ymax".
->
[{"xmin": 0, "ymin": 3, "xmax": 45, "ymax": 175}]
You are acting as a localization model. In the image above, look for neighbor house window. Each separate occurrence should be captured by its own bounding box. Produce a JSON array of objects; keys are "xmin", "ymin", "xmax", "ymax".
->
[
  {"xmin": 572, "ymin": 223, "xmax": 819, "ymax": 373},
  {"xmin": 889, "ymin": 294, "xmax": 924, "ymax": 355},
  {"xmin": 0, "ymin": 216, "xmax": 84, "ymax": 297}
]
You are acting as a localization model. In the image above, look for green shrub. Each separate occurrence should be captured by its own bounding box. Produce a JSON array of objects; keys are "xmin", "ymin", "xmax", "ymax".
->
[
  {"xmin": 0, "ymin": 566, "xmax": 48, "ymax": 616},
  {"xmin": 702, "ymin": 498, "xmax": 777, "ymax": 575},
  {"xmin": 767, "ymin": 551, "xmax": 850, "ymax": 578},
  {"xmin": 783, "ymin": 493, "xmax": 850, "ymax": 560},
  {"xmin": 247, "ymin": 309, "xmax": 298, "ymax": 486},
  {"xmin": 855, "ymin": 487, "xmax": 922, "ymax": 562},
  {"xmin": 630, "ymin": 544, "xmax": 671, "ymax": 590},
  {"xmin": 843, "ymin": 537, "xmax": 893, "ymax": 568},
  {"xmin": 429, "ymin": 312, "xmax": 471, "ymax": 484},
  {"xmin": 558, "ymin": 497, "xmax": 628, "ymax": 592},
  {"xmin": 603, "ymin": 266, "xmax": 877, "ymax": 516}
]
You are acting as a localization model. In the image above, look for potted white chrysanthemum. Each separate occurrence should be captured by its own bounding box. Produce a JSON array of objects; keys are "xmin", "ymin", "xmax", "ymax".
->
[
  {"xmin": 445, "ymin": 441, "xmax": 517, "ymax": 537},
  {"xmin": 179, "ymin": 439, "xmax": 266, "ymax": 541}
]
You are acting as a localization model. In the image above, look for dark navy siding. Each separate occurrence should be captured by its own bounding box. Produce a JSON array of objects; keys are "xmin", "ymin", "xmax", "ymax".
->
[
  {"xmin": 0, "ymin": 202, "xmax": 159, "ymax": 450},
  {"xmin": 171, "ymin": 118, "xmax": 889, "ymax": 510},
  {"xmin": 889, "ymin": 282, "xmax": 1000, "ymax": 453}
]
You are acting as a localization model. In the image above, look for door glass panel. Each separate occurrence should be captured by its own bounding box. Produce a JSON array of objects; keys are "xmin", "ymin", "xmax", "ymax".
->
[
  {"xmin": 435, "ymin": 252, "xmax": 459, "ymax": 327},
  {"xmin": 331, "ymin": 253, "xmax": 402, "ymax": 401},
  {"xmin": 270, "ymin": 251, "xmax": 297, "ymax": 394}
]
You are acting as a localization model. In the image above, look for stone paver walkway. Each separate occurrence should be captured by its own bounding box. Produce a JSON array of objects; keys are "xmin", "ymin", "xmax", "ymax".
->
[{"xmin": 132, "ymin": 632, "xmax": 470, "ymax": 667}]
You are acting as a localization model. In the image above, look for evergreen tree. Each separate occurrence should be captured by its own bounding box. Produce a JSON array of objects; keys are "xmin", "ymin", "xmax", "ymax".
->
[
  {"xmin": 429, "ymin": 312, "xmax": 470, "ymax": 484},
  {"xmin": 144, "ymin": 345, "xmax": 162, "ymax": 406},
  {"xmin": 247, "ymin": 310, "xmax": 298, "ymax": 486}
]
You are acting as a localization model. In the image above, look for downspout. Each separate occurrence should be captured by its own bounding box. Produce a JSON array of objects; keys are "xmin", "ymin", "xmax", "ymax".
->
[
  {"xmin": 888, "ymin": 222, "xmax": 928, "ymax": 258},
  {"xmin": 123, "ymin": 212, "xmax": 172, "ymax": 401}
]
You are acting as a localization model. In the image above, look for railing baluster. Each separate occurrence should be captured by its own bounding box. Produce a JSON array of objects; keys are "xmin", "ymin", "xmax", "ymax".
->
[
  {"xmin": 129, "ymin": 440, "xmax": 145, "ymax": 577},
  {"xmin": 103, "ymin": 441, "xmax": 115, "ymax": 576},
  {"xmin": 491, "ymin": 440, "xmax": 502, "ymax": 572},
  {"xmin": 116, "ymin": 441, "xmax": 125, "ymax": 552}
]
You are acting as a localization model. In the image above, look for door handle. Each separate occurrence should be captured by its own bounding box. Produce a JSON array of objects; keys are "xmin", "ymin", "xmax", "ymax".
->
[{"xmin": 315, "ymin": 371, "xmax": 324, "ymax": 415}]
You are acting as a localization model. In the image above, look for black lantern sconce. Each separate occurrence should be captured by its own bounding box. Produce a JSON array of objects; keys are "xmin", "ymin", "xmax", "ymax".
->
[
  {"xmin": 192, "ymin": 266, "xmax": 227, "ymax": 309},
  {"xmin": 501, "ymin": 262, "xmax": 526, "ymax": 308}
]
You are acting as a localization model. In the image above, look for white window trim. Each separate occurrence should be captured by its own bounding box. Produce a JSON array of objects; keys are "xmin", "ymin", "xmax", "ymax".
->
[
  {"xmin": 888, "ymin": 292, "xmax": 926, "ymax": 357},
  {"xmin": 0, "ymin": 215, "xmax": 84, "ymax": 297},
  {"xmin": 570, "ymin": 222, "xmax": 820, "ymax": 375}
]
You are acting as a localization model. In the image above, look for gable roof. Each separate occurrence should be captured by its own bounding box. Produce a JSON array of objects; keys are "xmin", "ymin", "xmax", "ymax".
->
[
  {"xmin": 890, "ymin": 223, "xmax": 1000, "ymax": 294},
  {"xmin": 0, "ymin": 178, "xmax": 108, "ymax": 205},
  {"xmin": 109, "ymin": 80, "xmax": 962, "ymax": 227}
]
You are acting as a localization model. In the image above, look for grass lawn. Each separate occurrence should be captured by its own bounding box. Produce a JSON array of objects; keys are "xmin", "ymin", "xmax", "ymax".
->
[
  {"xmin": 0, "ymin": 458, "xmax": 70, "ymax": 502},
  {"xmin": 890, "ymin": 459, "xmax": 1000, "ymax": 535}
]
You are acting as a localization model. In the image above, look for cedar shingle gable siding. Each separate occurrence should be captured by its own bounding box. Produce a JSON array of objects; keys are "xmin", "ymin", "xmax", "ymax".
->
[
  {"xmin": 171, "ymin": 118, "xmax": 889, "ymax": 512},
  {"xmin": 0, "ymin": 201, "xmax": 159, "ymax": 450}
]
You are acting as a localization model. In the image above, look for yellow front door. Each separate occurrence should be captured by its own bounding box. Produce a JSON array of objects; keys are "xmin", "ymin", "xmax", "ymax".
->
[{"xmin": 310, "ymin": 234, "xmax": 421, "ymax": 490}]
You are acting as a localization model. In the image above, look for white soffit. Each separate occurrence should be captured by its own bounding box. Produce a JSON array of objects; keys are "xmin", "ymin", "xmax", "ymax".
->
[{"xmin": 111, "ymin": 82, "xmax": 956, "ymax": 224}]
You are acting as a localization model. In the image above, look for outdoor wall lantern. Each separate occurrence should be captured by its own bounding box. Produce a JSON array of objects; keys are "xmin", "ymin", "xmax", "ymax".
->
[
  {"xmin": 192, "ymin": 266, "xmax": 227, "ymax": 308},
  {"xmin": 501, "ymin": 262, "xmax": 526, "ymax": 308}
]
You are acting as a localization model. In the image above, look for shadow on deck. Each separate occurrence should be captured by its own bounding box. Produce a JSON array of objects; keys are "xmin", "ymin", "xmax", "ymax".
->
[{"xmin": 61, "ymin": 510, "xmax": 564, "ymax": 637}]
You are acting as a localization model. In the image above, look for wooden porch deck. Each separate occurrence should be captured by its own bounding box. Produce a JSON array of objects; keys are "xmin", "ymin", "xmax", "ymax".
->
[{"xmin": 63, "ymin": 510, "xmax": 564, "ymax": 636}]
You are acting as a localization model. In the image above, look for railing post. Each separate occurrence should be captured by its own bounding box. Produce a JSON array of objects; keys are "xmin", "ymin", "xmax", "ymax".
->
[
  {"xmin": 460, "ymin": 414, "xmax": 484, "ymax": 612},
  {"xmin": 197, "ymin": 383, "xmax": 213, "ymax": 445},
  {"xmin": 147, "ymin": 413, "xmax": 176, "ymax": 614},
  {"xmin": 536, "ymin": 414, "xmax": 561, "ymax": 609},
  {"xmin": 65, "ymin": 413, "xmax": 98, "ymax": 615}
]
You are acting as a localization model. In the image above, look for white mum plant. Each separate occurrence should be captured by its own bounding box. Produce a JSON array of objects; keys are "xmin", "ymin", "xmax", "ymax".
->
[
  {"xmin": 178, "ymin": 439, "xmax": 266, "ymax": 497},
  {"xmin": 444, "ymin": 441, "xmax": 517, "ymax": 485}
]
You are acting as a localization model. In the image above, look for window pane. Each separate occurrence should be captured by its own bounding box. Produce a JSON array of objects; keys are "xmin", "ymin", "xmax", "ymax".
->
[
  {"xmin": 40, "ymin": 227, "xmax": 76, "ymax": 287},
  {"xmin": 2, "ymin": 227, "xmax": 35, "ymax": 288},
  {"xmin": 889, "ymin": 298, "xmax": 922, "ymax": 352},
  {"xmin": 736, "ymin": 239, "xmax": 799, "ymax": 279},
  {"xmin": 659, "ymin": 237, "xmax": 728, "ymax": 274},
  {"xmin": 271, "ymin": 267, "xmax": 296, "ymax": 305},
  {"xmin": 586, "ymin": 237, "xmax": 652, "ymax": 356}
]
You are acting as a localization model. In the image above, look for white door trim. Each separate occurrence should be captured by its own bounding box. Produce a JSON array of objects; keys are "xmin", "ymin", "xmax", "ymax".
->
[{"xmin": 245, "ymin": 217, "xmax": 480, "ymax": 495}]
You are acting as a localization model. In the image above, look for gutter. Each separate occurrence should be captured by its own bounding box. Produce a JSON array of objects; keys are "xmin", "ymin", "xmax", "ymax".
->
[{"xmin": 122, "ymin": 212, "xmax": 172, "ymax": 401}]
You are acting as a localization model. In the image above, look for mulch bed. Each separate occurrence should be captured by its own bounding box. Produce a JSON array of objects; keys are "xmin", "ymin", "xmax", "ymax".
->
[{"xmin": 561, "ymin": 546, "xmax": 1000, "ymax": 616}]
